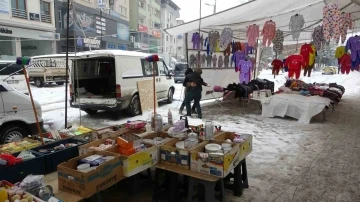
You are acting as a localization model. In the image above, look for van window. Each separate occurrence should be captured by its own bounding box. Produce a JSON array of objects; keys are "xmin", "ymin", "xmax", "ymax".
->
[
  {"xmin": 141, "ymin": 59, "xmax": 158, "ymax": 77},
  {"xmin": 158, "ymin": 61, "xmax": 168, "ymax": 76},
  {"xmin": 175, "ymin": 64, "xmax": 188, "ymax": 72},
  {"xmin": 0, "ymin": 64, "xmax": 24, "ymax": 75}
]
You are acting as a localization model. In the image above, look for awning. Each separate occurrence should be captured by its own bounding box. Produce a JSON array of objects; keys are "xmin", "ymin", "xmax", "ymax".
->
[{"xmin": 164, "ymin": 0, "xmax": 360, "ymax": 44}]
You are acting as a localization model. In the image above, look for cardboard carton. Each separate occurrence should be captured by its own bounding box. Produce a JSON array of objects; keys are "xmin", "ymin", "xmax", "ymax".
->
[
  {"xmin": 214, "ymin": 132, "xmax": 253, "ymax": 160},
  {"xmin": 57, "ymin": 151, "xmax": 124, "ymax": 198},
  {"xmin": 91, "ymin": 125, "xmax": 129, "ymax": 141},
  {"xmin": 190, "ymin": 140, "xmax": 240, "ymax": 178},
  {"xmin": 141, "ymin": 132, "xmax": 174, "ymax": 146},
  {"xmin": 78, "ymin": 138, "xmax": 117, "ymax": 155}
]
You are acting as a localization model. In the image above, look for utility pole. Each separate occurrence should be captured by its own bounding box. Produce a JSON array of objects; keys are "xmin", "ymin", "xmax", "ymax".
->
[{"xmin": 205, "ymin": 0, "xmax": 216, "ymax": 14}]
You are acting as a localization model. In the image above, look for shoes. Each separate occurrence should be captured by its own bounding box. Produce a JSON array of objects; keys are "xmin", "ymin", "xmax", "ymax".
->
[
  {"xmin": 179, "ymin": 110, "xmax": 183, "ymax": 115},
  {"xmin": 192, "ymin": 110, "xmax": 197, "ymax": 114},
  {"xmin": 197, "ymin": 115, "xmax": 202, "ymax": 119}
]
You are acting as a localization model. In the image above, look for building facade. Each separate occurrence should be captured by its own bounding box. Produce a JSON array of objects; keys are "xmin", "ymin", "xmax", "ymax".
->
[
  {"xmin": 176, "ymin": 19, "xmax": 185, "ymax": 62},
  {"xmin": 0, "ymin": 0, "xmax": 58, "ymax": 60},
  {"xmin": 55, "ymin": 0, "xmax": 130, "ymax": 53},
  {"xmin": 129, "ymin": 0, "xmax": 161, "ymax": 53},
  {"xmin": 160, "ymin": 0, "xmax": 180, "ymax": 66}
]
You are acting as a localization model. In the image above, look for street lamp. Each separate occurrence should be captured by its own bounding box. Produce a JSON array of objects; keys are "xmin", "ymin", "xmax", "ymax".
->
[{"xmin": 205, "ymin": 0, "xmax": 216, "ymax": 14}]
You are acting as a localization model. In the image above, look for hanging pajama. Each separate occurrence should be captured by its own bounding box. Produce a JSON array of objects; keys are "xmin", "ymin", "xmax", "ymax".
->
[
  {"xmin": 285, "ymin": 55, "xmax": 304, "ymax": 79},
  {"xmin": 305, "ymin": 44, "xmax": 316, "ymax": 77},
  {"xmin": 339, "ymin": 13, "xmax": 352, "ymax": 44},
  {"xmin": 201, "ymin": 54, "xmax": 206, "ymax": 67},
  {"xmin": 289, "ymin": 14, "xmax": 305, "ymax": 40},
  {"xmin": 200, "ymin": 34, "xmax": 204, "ymax": 49},
  {"xmin": 204, "ymin": 37, "xmax": 210, "ymax": 55},
  {"xmin": 233, "ymin": 51, "xmax": 246, "ymax": 71},
  {"xmin": 212, "ymin": 55, "xmax": 217, "ymax": 68},
  {"xmin": 340, "ymin": 54, "xmax": 351, "ymax": 74},
  {"xmin": 262, "ymin": 20, "xmax": 276, "ymax": 47},
  {"xmin": 208, "ymin": 31, "xmax": 220, "ymax": 54},
  {"xmin": 272, "ymin": 30, "xmax": 284, "ymax": 54},
  {"xmin": 271, "ymin": 59, "xmax": 283, "ymax": 75},
  {"xmin": 224, "ymin": 55, "xmax": 230, "ymax": 68},
  {"xmin": 238, "ymin": 60, "xmax": 253, "ymax": 84},
  {"xmin": 219, "ymin": 28, "xmax": 233, "ymax": 49},
  {"xmin": 206, "ymin": 55, "xmax": 212, "ymax": 67},
  {"xmin": 300, "ymin": 44, "xmax": 314, "ymax": 67},
  {"xmin": 215, "ymin": 39, "xmax": 221, "ymax": 52},
  {"xmin": 218, "ymin": 56, "xmax": 223, "ymax": 68},
  {"xmin": 189, "ymin": 54, "xmax": 196, "ymax": 68},
  {"xmin": 346, "ymin": 36, "xmax": 360, "ymax": 69},
  {"xmin": 224, "ymin": 43, "xmax": 231, "ymax": 56},
  {"xmin": 312, "ymin": 25, "xmax": 326, "ymax": 51},
  {"xmin": 192, "ymin": 32, "xmax": 201, "ymax": 49},
  {"xmin": 335, "ymin": 46, "xmax": 346, "ymax": 66},
  {"xmin": 323, "ymin": 4, "xmax": 341, "ymax": 43},
  {"xmin": 247, "ymin": 24, "xmax": 259, "ymax": 47}
]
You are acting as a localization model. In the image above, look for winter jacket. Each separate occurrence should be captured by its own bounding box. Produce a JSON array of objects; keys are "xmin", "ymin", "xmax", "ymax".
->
[{"xmin": 184, "ymin": 72, "xmax": 206, "ymax": 92}]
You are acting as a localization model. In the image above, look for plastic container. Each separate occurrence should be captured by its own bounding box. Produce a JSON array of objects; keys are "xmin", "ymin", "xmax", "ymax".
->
[
  {"xmin": 0, "ymin": 150, "xmax": 45, "ymax": 184},
  {"xmin": 32, "ymin": 138, "xmax": 86, "ymax": 174},
  {"xmin": 205, "ymin": 121, "xmax": 214, "ymax": 140}
]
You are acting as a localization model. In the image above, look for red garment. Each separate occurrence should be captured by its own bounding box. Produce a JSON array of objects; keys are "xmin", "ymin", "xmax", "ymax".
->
[
  {"xmin": 300, "ymin": 44, "xmax": 314, "ymax": 67},
  {"xmin": 340, "ymin": 54, "xmax": 351, "ymax": 74},
  {"xmin": 285, "ymin": 55, "xmax": 305, "ymax": 79},
  {"xmin": 271, "ymin": 59, "xmax": 283, "ymax": 75}
]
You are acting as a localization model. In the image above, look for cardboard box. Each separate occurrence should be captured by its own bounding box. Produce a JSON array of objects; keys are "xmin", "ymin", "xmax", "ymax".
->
[
  {"xmin": 214, "ymin": 132, "xmax": 253, "ymax": 160},
  {"xmin": 142, "ymin": 132, "xmax": 174, "ymax": 146},
  {"xmin": 190, "ymin": 140, "xmax": 241, "ymax": 178},
  {"xmin": 107, "ymin": 146, "xmax": 159, "ymax": 177},
  {"xmin": 57, "ymin": 151, "xmax": 124, "ymax": 198},
  {"xmin": 92, "ymin": 125, "xmax": 129, "ymax": 141},
  {"xmin": 78, "ymin": 138, "xmax": 117, "ymax": 155},
  {"xmin": 159, "ymin": 139, "xmax": 202, "ymax": 169}
]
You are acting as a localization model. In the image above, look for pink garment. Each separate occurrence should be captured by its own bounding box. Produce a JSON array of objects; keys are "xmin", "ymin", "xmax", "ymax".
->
[
  {"xmin": 238, "ymin": 59, "xmax": 253, "ymax": 84},
  {"xmin": 323, "ymin": 4, "xmax": 341, "ymax": 42},
  {"xmin": 247, "ymin": 24, "xmax": 259, "ymax": 47},
  {"xmin": 262, "ymin": 20, "xmax": 276, "ymax": 47},
  {"xmin": 339, "ymin": 13, "xmax": 353, "ymax": 44}
]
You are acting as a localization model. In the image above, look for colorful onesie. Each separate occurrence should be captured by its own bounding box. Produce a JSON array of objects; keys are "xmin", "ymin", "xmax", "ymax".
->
[
  {"xmin": 323, "ymin": 4, "xmax": 341, "ymax": 42},
  {"xmin": 192, "ymin": 32, "xmax": 201, "ymax": 49},
  {"xmin": 285, "ymin": 55, "xmax": 305, "ymax": 79},
  {"xmin": 340, "ymin": 54, "xmax": 351, "ymax": 74},
  {"xmin": 219, "ymin": 28, "xmax": 233, "ymax": 49},
  {"xmin": 346, "ymin": 36, "xmax": 360, "ymax": 68},
  {"xmin": 238, "ymin": 59, "xmax": 253, "ymax": 84},
  {"xmin": 273, "ymin": 30, "xmax": 284, "ymax": 54},
  {"xmin": 247, "ymin": 24, "xmax": 259, "ymax": 47},
  {"xmin": 271, "ymin": 59, "xmax": 283, "ymax": 75},
  {"xmin": 289, "ymin": 14, "xmax": 305, "ymax": 40},
  {"xmin": 339, "ymin": 13, "xmax": 353, "ymax": 44},
  {"xmin": 262, "ymin": 20, "xmax": 276, "ymax": 47},
  {"xmin": 312, "ymin": 25, "xmax": 325, "ymax": 51}
]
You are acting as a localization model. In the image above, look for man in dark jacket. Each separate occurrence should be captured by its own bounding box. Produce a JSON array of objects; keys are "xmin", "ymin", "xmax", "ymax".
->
[
  {"xmin": 183, "ymin": 68, "xmax": 207, "ymax": 119},
  {"xmin": 179, "ymin": 68, "xmax": 196, "ymax": 114}
]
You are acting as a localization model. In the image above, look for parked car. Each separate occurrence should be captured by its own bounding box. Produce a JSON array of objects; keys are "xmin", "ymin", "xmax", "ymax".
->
[
  {"xmin": 69, "ymin": 50, "xmax": 175, "ymax": 116},
  {"xmin": 322, "ymin": 66, "xmax": 337, "ymax": 75},
  {"xmin": 174, "ymin": 62, "xmax": 189, "ymax": 83},
  {"xmin": 0, "ymin": 60, "xmax": 28, "ymax": 94},
  {"xmin": 0, "ymin": 83, "xmax": 43, "ymax": 144}
]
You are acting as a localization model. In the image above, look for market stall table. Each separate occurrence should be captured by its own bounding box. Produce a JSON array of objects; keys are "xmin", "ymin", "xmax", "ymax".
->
[
  {"xmin": 261, "ymin": 94, "xmax": 332, "ymax": 124},
  {"xmin": 44, "ymin": 173, "xmax": 84, "ymax": 202}
]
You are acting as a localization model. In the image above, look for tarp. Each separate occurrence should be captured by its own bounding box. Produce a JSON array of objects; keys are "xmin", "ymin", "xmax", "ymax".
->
[{"xmin": 165, "ymin": 0, "xmax": 360, "ymax": 44}]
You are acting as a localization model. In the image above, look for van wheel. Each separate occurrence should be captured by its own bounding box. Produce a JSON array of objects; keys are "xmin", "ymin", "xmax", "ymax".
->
[
  {"xmin": 35, "ymin": 78, "xmax": 44, "ymax": 88},
  {"xmin": 128, "ymin": 94, "xmax": 141, "ymax": 116},
  {"xmin": 0, "ymin": 125, "xmax": 26, "ymax": 144},
  {"xmin": 167, "ymin": 88, "xmax": 174, "ymax": 103},
  {"xmin": 56, "ymin": 82, "xmax": 64, "ymax": 85},
  {"xmin": 84, "ymin": 109, "xmax": 98, "ymax": 115}
]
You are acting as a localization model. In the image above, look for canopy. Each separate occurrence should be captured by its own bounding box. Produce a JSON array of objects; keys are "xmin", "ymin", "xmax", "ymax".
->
[{"xmin": 164, "ymin": 0, "xmax": 360, "ymax": 45}]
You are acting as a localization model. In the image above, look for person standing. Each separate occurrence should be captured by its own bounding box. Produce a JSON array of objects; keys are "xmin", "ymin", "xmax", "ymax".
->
[
  {"xmin": 183, "ymin": 68, "xmax": 208, "ymax": 119},
  {"xmin": 179, "ymin": 68, "xmax": 196, "ymax": 115}
]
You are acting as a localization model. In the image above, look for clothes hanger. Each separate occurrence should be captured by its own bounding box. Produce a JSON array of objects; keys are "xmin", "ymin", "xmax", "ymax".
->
[{"xmin": 295, "ymin": 13, "xmax": 299, "ymax": 16}]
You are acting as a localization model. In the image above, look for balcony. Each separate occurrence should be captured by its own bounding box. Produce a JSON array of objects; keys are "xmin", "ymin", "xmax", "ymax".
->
[
  {"xmin": 12, "ymin": 8, "xmax": 28, "ymax": 19},
  {"xmin": 41, "ymin": 14, "xmax": 52, "ymax": 23}
]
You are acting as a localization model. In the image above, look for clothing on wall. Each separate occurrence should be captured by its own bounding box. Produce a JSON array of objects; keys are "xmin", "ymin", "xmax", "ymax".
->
[
  {"xmin": 204, "ymin": 37, "xmax": 210, "ymax": 55},
  {"xmin": 308, "ymin": 44, "xmax": 316, "ymax": 67},
  {"xmin": 312, "ymin": 25, "xmax": 326, "ymax": 51},
  {"xmin": 218, "ymin": 56, "xmax": 224, "ymax": 68},
  {"xmin": 208, "ymin": 31, "xmax": 220, "ymax": 54},
  {"xmin": 192, "ymin": 32, "xmax": 201, "ymax": 49},
  {"xmin": 271, "ymin": 59, "xmax": 283, "ymax": 75},
  {"xmin": 262, "ymin": 20, "xmax": 276, "ymax": 47},
  {"xmin": 335, "ymin": 46, "xmax": 346, "ymax": 63},
  {"xmin": 289, "ymin": 14, "xmax": 305, "ymax": 40},
  {"xmin": 200, "ymin": 34, "xmax": 204, "ymax": 49},
  {"xmin": 212, "ymin": 55, "xmax": 218, "ymax": 68},
  {"xmin": 206, "ymin": 55, "xmax": 212, "ymax": 67},
  {"xmin": 201, "ymin": 54, "xmax": 206, "ymax": 67},
  {"xmin": 285, "ymin": 55, "xmax": 305, "ymax": 79},
  {"xmin": 300, "ymin": 44, "xmax": 314, "ymax": 67},
  {"xmin": 190, "ymin": 54, "xmax": 196, "ymax": 68},
  {"xmin": 238, "ymin": 59, "xmax": 253, "ymax": 84},
  {"xmin": 219, "ymin": 28, "xmax": 233, "ymax": 49},
  {"xmin": 339, "ymin": 13, "xmax": 352, "ymax": 44},
  {"xmin": 340, "ymin": 53, "xmax": 351, "ymax": 74},
  {"xmin": 247, "ymin": 24, "xmax": 259, "ymax": 47},
  {"xmin": 272, "ymin": 30, "xmax": 284, "ymax": 54},
  {"xmin": 345, "ymin": 36, "xmax": 360, "ymax": 68},
  {"xmin": 323, "ymin": 4, "xmax": 341, "ymax": 42},
  {"xmin": 283, "ymin": 59, "xmax": 288, "ymax": 72},
  {"xmin": 244, "ymin": 43, "xmax": 253, "ymax": 55},
  {"xmin": 224, "ymin": 55, "xmax": 230, "ymax": 68},
  {"xmin": 233, "ymin": 51, "xmax": 246, "ymax": 71},
  {"xmin": 215, "ymin": 40, "xmax": 221, "ymax": 52},
  {"xmin": 196, "ymin": 53, "xmax": 201, "ymax": 67},
  {"xmin": 224, "ymin": 43, "xmax": 231, "ymax": 56}
]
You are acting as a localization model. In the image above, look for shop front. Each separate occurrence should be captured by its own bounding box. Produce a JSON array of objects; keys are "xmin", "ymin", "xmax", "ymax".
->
[{"xmin": 0, "ymin": 25, "xmax": 58, "ymax": 60}]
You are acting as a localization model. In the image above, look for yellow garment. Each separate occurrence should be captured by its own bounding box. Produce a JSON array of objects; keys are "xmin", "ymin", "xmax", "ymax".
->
[
  {"xmin": 335, "ymin": 46, "xmax": 346, "ymax": 59},
  {"xmin": 215, "ymin": 39, "xmax": 220, "ymax": 52},
  {"xmin": 309, "ymin": 44, "xmax": 316, "ymax": 66}
]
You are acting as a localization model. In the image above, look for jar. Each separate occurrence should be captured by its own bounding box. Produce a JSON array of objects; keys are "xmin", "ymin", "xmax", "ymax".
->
[
  {"xmin": 184, "ymin": 132, "xmax": 198, "ymax": 149},
  {"xmin": 154, "ymin": 114, "xmax": 163, "ymax": 132},
  {"xmin": 205, "ymin": 121, "xmax": 214, "ymax": 140}
]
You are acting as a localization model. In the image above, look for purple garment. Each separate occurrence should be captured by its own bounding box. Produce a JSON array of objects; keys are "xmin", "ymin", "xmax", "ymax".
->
[
  {"xmin": 233, "ymin": 51, "xmax": 246, "ymax": 71},
  {"xmin": 238, "ymin": 60, "xmax": 253, "ymax": 84},
  {"xmin": 244, "ymin": 43, "xmax": 254, "ymax": 55},
  {"xmin": 192, "ymin": 33, "xmax": 201, "ymax": 49},
  {"xmin": 346, "ymin": 36, "xmax": 360, "ymax": 62}
]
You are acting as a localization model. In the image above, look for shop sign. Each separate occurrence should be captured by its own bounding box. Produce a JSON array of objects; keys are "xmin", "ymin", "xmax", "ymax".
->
[
  {"xmin": 29, "ymin": 13, "xmax": 40, "ymax": 21},
  {"xmin": 138, "ymin": 24, "xmax": 148, "ymax": 32},
  {"xmin": 84, "ymin": 38, "xmax": 101, "ymax": 49},
  {"xmin": 107, "ymin": 43, "xmax": 127, "ymax": 50},
  {"xmin": 0, "ymin": 25, "xmax": 59, "ymax": 40},
  {"xmin": 0, "ymin": 0, "xmax": 9, "ymax": 14},
  {"xmin": 152, "ymin": 30, "xmax": 161, "ymax": 38},
  {"xmin": 0, "ymin": 27, "xmax": 12, "ymax": 34},
  {"xmin": 134, "ymin": 42, "xmax": 148, "ymax": 50}
]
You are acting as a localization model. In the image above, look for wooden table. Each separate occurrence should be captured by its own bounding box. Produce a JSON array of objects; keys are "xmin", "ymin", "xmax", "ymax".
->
[
  {"xmin": 44, "ymin": 172, "xmax": 84, "ymax": 202},
  {"xmin": 155, "ymin": 164, "xmax": 219, "ymax": 182}
]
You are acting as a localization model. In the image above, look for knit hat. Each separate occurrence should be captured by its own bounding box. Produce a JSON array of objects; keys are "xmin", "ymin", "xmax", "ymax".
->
[{"xmin": 194, "ymin": 68, "xmax": 202, "ymax": 74}]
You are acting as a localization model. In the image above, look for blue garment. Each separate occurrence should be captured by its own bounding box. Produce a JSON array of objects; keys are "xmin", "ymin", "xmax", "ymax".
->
[
  {"xmin": 283, "ymin": 59, "xmax": 288, "ymax": 72},
  {"xmin": 351, "ymin": 57, "xmax": 360, "ymax": 70}
]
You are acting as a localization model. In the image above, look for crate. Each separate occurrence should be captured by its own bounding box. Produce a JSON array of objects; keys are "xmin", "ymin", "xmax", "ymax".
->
[
  {"xmin": 0, "ymin": 150, "xmax": 45, "ymax": 184},
  {"xmin": 32, "ymin": 138, "xmax": 86, "ymax": 174},
  {"xmin": 214, "ymin": 132, "xmax": 253, "ymax": 160}
]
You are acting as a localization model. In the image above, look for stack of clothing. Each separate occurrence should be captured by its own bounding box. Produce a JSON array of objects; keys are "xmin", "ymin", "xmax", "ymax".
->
[{"xmin": 225, "ymin": 78, "xmax": 275, "ymax": 99}]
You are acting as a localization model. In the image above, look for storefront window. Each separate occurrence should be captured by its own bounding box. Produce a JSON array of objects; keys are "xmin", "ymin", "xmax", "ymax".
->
[
  {"xmin": 21, "ymin": 38, "xmax": 53, "ymax": 57},
  {"xmin": 0, "ymin": 36, "xmax": 16, "ymax": 60}
]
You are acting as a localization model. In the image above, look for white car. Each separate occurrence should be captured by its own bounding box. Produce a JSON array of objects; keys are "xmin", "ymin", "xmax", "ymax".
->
[
  {"xmin": 0, "ymin": 61, "xmax": 28, "ymax": 94},
  {"xmin": 0, "ymin": 83, "xmax": 42, "ymax": 143}
]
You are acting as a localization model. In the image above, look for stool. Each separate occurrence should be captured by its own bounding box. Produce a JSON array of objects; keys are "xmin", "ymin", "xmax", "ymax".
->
[
  {"xmin": 152, "ymin": 168, "xmax": 180, "ymax": 202},
  {"xmin": 224, "ymin": 159, "xmax": 249, "ymax": 196},
  {"xmin": 187, "ymin": 177, "xmax": 225, "ymax": 202}
]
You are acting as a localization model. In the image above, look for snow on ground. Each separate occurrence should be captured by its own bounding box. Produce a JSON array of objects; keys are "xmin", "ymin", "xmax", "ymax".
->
[{"xmin": 32, "ymin": 70, "xmax": 360, "ymax": 201}]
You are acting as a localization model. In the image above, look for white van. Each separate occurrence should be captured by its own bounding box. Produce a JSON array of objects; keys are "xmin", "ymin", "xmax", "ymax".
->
[
  {"xmin": 0, "ymin": 61, "xmax": 28, "ymax": 94},
  {"xmin": 0, "ymin": 83, "xmax": 43, "ymax": 143},
  {"xmin": 70, "ymin": 50, "xmax": 175, "ymax": 116}
]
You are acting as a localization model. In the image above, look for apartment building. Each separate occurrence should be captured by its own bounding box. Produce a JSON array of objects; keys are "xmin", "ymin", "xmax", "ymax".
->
[
  {"xmin": 54, "ymin": 0, "xmax": 130, "ymax": 53},
  {"xmin": 160, "ymin": 0, "xmax": 180, "ymax": 66},
  {"xmin": 0, "ymin": 0, "xmax": 58, "ymax": 59},
  {"xmin": 129, "ymin": 0, "xmax": 161, "ymax": 53},
  {"xmin": 176, "ymin": 19, "xmax": 185, "ymax": 61}
]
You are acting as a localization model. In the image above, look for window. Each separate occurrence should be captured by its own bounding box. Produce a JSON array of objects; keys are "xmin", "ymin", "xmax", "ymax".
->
[
  {"xmin": 40, "ymin": 1, "xmax": 51, "ymax": 23},
  {"xmin": 158, "ymin": 61, "xmax": 168, "ymax": 76},
  {"xmin": 166, "ymin": 35, "xmax": 168, "ymax": 42},
  {"xmin": 120, "ymin": 5, "xmax": 127, "ymax": 17},
  {"xmin": 148, "ymin": 5, "xmax": 151, "ymax": 12},
  {"xmin": 11, "ymin": 0, "xmax": 27, "ymax": 19},
  {"xmin": 0, "ymin": 64, "xmax": 24, "ymax": 75},
  {"xmin": 139, "ymin": 2, "xmax": 145, "ymax": 8},
  {"xmin": 141, "ymin": 59, "xmax": 158, "ymax": 77}
]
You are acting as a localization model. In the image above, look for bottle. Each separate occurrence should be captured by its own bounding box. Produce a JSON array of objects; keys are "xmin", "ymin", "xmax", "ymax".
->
[
  {"xmin": 154, "ymin": 114, "xmax": 163, "ymax": 132},
  {"xmin": 168, "ymin": 109, "xmax": 173, "ymax": 126},
  {"xmin": 205, "ymin": 121, "xmax": 214, "ymax": 140}
]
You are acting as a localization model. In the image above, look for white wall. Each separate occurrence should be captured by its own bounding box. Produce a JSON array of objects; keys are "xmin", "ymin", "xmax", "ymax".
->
[{"xmin": 113, "ymin": 0, "xmax": 129, "ymax": 21}]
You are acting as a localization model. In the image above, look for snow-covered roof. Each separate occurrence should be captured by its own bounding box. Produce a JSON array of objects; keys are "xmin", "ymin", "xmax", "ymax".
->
[{"xmin": 164, "ymin": 0, "xmax": 360, "ymax": 45}]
